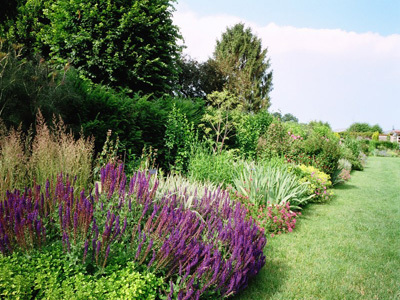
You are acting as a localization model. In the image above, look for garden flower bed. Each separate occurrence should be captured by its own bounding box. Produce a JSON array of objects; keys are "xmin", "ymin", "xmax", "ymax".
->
[{"xmin": 0, "ymin": 163, "xmax": 266, "ymax": 299}]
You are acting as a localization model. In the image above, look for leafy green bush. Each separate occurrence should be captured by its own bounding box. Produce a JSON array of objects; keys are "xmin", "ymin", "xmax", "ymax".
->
[
  {"xmin": 257, "ymin": 119, "xmax": 291, "ymax": 159},
  {"xmin": 286, "ymin": 131, "xmax": 341, "ymax": 178},
  {"xmin": 45, "ymin": 71, "xmax": 204, "ymax": 168},
  {"xmin": 370, "ymin": 140, "xmax": 399, "ymax": 151},
  {"xmin": 187, "ymin": 146, "xmax": 243, "ymax": 187},
  {"xmin": 284, "ymin": 121, "xmax": 309, "ymax": 138},
  {"xmin": 164, "ymin": 105, "xmax": 196, "ymax": 172},
  {"xmin": 235, "ymin": 110, "xmax": 272, "ymax": 159},
  {"xmin": 341, "ymin": 138, "xmax": 364, "ymax": 170}
]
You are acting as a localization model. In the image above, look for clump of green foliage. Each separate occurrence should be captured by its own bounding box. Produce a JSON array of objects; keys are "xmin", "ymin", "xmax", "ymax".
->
[
  {"xmin": 286, "ymin": 127, "xmax": 341, "ymax": 178},
  {"xmin": 257, "ymin": 119, "xmax": 291, "ymax": 159},
  {"xmin": 0, "ymin": 245, "xmax": 163, "ymax": 300},
  {"xmin": 235, "ymin": 110, "xmax": 272, "ymax": 159},
  {"xmin": 164, "ymin": 105, "xmax": 196, "ymax": 172},
  {"xmin": 187, "ymin": 145, "xmax": 243, "ymax": 187},
  {"xmin": 341, "ymin": 138, "xmax": 364, "ymax": 171}
]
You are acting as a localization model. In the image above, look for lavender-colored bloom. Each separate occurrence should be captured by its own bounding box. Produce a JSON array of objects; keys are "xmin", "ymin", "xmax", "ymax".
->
[
  {"xmin": 121, "ymin": 217, "xmax": 127, "ymax": 235},
  {"xmin": 135, "ymin": 234, "xmax": 145, "ymax": 260},
  {"xmin": 45, "ymin": 180, "xmax": 50, "ymax": 198},
  {"xmin": 62, "ymin": 232, "xmax": 70, "ymax": 252},
  {"xmin": 147, "ymin": 250, "xmax": 156, "ymax": 268},
  {"xmin": 167, "ymin": 281, "xmax": 174, "ymax": 300},
  {"xmin": 73, "ymin": 211, "xmax": 78, "ymax": 231},
  {"xmin": 96, "ymin": 240, "xmax": 101, "ymax": 256},
  {"xmin": 104, "ymin": 245, "xmax": 111, "ymax": 266}
]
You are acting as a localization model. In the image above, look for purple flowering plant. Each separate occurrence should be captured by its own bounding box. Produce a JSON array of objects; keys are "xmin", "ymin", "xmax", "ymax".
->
[{"xmin": 0, "ymin": 163, "xmax": 267, "ymax": 299}]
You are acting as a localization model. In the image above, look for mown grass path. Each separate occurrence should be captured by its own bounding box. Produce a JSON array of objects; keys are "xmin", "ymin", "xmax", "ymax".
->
[{"xmin": 233, "ymin": 157, "xmax": 400, "ymax": 300}]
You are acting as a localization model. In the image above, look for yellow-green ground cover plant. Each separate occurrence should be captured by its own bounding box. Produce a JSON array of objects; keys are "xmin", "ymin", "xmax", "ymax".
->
[{"xmin": 292, "ymin": 165, "xmax": 333, "ymax": 203}]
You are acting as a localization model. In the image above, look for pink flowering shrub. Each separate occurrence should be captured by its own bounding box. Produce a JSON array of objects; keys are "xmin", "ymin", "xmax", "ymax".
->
[
  {"xmin": 338, "ymin": 169, "xmax": 351, "ymax": 181},
  {"xmin": 263, "ymin": 202, "xmax": 300, "ymax": 236},
  {"xmin": 232, "ymin": 192, "xmax": 300, "ymax": 237}
]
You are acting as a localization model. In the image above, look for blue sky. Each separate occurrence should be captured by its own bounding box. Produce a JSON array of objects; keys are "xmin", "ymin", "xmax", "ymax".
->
[
  {"xmin": 178, "ymin": 0, "xmax": 400, "ymax": 36},
  {"xmin": 173, "ymin": 1, "xmax": 400, "ymax": 130}
]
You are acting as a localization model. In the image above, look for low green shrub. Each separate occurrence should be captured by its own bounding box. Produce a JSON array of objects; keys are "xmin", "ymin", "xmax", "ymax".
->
[
  {"xmin": 257, "ymin": 119, "xmax": 291, "ymax": 159},
  {"xmin": 341, "ymin": 138, "xmax": 364, "ymax": 170},
  {"xmin": 187, "ymin": 146, "xmax": 243, "ymax": 187},
  {"xmin": 286, "ymin": 132, "xmax": 341, "ymax": 178},
  {"xmin": 0, "ymin": 245, "xmax": 163, "ymax": 300},
  {"xmin": 370, "ymin": 140, "xmax": 399, "ymax": 151}
]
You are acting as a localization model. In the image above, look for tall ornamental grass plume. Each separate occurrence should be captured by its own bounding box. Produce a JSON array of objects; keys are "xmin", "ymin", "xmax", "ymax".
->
[
  {"xmin": 29, "ymin": 112, "xmax": 94, "ymax": 191},
  {"xmin": 0, "ymin": 112, "xmax": 94, "ymax": 197},
  {"xmin": 0, "ymin": 123, "xmax": 29, "ymax": 194},
  {"xmin": 0, "ymin": 163, "xmax": 267, "ymax": 299}
]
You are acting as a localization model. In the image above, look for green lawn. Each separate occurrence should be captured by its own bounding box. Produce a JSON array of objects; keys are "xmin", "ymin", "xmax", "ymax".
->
[{"xmin": 233, "ymin": 157, "xmax": 400, "ymax": 300}]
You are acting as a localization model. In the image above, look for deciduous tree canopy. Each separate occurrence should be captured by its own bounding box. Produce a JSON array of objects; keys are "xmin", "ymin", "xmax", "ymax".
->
[{"xmin": 1, "ymin": 0, "xmax": 182, "ymax": 95}]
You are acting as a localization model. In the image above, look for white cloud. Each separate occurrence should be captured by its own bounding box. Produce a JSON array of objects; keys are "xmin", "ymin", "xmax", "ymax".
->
[{"xmin": 173, "ymin": 5, "xmax": 400, "ymax": 130}]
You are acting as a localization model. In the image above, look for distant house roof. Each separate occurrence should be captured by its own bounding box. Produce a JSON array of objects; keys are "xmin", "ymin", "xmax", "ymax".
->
[{"xmin": 333, "ymin": 128, "xmax": 347, "ymax": 133}]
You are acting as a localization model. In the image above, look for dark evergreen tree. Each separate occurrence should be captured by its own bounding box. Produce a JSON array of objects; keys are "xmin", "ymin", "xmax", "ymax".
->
[{"xmin": 213, "ymin": 23, "xmax": 273, "ymax": 112}]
